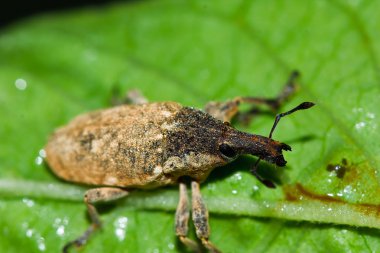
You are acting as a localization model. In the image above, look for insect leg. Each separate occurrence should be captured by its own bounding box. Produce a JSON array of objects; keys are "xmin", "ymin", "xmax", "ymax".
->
[
  {"xmin": 125, "ymin": 89, "xmax": 148, "ymax": 105},
  {"xmin": 62, "ymin": 187, "xmax": 129, "ymax": 253},
  {"xmin": 111, "ymin": 88, "xmax": 148, "ymax": 106},
  {"xmin": 204, "ymin": 99, "xmax": 240, "ymax": 123},
  {"xmin": 204, "ymin": 71, "xmax": 299, "ymax": 123},
  {"xmin": 175, "ymin": 182, "xmax": 200, "ymax": 252},
  {"xmin": 191, "ymin": 181, "xmax": 221, "ymax": 253},
  {"xmin": 239, "ymin": 70, "xmax": 299, "ymax": 110}
]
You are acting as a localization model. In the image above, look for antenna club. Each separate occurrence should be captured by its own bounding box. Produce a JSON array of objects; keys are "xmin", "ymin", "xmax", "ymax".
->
[{"xmin": 299, "ymin": 102, "xmax": 315, "ymax": 110}]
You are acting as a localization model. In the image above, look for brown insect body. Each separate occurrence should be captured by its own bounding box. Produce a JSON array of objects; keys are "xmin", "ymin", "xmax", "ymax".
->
[
  {"xmin": 45, "ymin": 102, "xmax": 288, "ymax": 189},
  {"xmin": 45, "ymin": 72, "xmax": 314, "ymax": 253}
]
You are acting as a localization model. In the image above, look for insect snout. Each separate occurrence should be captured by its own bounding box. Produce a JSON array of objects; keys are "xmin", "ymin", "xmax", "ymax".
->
[
  {"xmin": 259, "ymin": 142, "xmax": 291, "ymax": 167},
  {"xmin": 274, "ymin": 143, "xmax": 292, "ymax": 166}
]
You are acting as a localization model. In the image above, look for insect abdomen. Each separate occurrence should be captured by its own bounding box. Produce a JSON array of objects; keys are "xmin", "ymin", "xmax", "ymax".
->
[{"xmin": 45, "ymin": 102, "xmax": 182, "ymax": 188}]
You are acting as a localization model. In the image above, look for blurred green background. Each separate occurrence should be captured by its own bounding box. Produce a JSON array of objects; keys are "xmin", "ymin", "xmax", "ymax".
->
[{"xmin": 1, "ymin": 0, "xmax": 380, "ymax": 252}]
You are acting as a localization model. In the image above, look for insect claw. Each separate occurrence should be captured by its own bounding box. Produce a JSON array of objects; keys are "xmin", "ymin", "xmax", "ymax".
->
[
  {"xmin": 250, "ymin": 161, "xmax": 276, "ymax": 188},
  {"xmin": 262, "ymin": 179, "xmax": 276, "ymax": 189}
]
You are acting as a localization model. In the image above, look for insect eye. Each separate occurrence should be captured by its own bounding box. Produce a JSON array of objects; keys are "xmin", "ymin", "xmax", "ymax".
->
[{"xmin": 219, "ymin": 143, "xmax": 237, "ymax": 158}]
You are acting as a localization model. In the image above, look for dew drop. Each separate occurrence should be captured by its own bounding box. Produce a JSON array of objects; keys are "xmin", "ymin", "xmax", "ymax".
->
[
  {"xmin": 168, "ymin": 243, "xmax": 175, "ymax": 250},
  {"xmin": 35, "ymin": 156, "xmax": 43, "ymax": 165},
  {"xmin": 15, "ymin": 78, "xmax": 27, "ymax": 90},
  {"xmin": 23, "ymin": 223, "xmax": 46, "ymax": 251},
  {"xmin": 252, "ymin": 185, "xmax": 259, "ymax": 191},
  {"xmin": 26, "ymin": 229, "xmax": 34, "ymax": 238},
  {"xmin": 343, "ymin": 185, "xmax": 352, "ymax": 195},
  {"xmin": 280, "ymin": 204, "xmax": 287, "ymax": 212},
  {"xmin": 234, "ymin": 173, "xmax": 242, "ymax": 181},
  {"xmin": 37, "ymin": 237, "xmax": 46, "ymax": 251},
  {"xmin": 56, "ymin": 226, "xmax": 65, "ymax": 236},
  {"xmin": 114, "ymin": 216, "xmax": 128, "ymax": 241},
  {"xmin": 352, "ymin": 107, "xmax": 363, "ymax": 113},
  {"xmin": 35, "ymin": 148, "xmax": 46, "ymax": 166},
  {"xmin": 355, "ymin": 122, "xmax": 366, "ymax": 130},
  {"xmin": 263, "ymin": 201, "xmax": 270, "ymax": 208},
  {"xmin": 39, "ymin": 149, "xmax": 46, "ymax": 158},
  {"xmin": 366, "ymin": 112, "xmax": 375, "ymax": 119},
  {"xmin": 53, "ymin": 217, "xmax": 69, "ymax": 237},
  {"xmin": 22, "ymin": 198, "xmax": 35, "ymax": 207},
  {"xmin": 22, "ymin": 222, "xmax": 28, "ymax": 229}
]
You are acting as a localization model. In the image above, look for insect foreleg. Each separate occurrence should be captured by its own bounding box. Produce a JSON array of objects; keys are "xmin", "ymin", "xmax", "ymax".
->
[
  {"xmin": 175, "ymin": 182, "xmax": 200, "ymax": 252},
  {"xmin": 192, "ymin": 181, "xmax": 221, "ymax": 253}
]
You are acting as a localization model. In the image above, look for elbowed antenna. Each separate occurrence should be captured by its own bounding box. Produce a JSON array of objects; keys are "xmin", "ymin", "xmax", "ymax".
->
[{"xmin": 251, "ymin": 102, "xmax": 315, "ymax": 188}]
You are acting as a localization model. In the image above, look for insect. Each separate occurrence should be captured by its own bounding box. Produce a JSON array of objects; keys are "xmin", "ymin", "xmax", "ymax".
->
[{"xmin": 45, "ymin": 71, "xmax": 314, "ymax": 253}]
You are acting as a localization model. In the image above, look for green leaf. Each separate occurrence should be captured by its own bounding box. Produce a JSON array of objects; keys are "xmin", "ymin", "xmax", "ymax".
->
[{"xmin": 1, "ymin": 0, "xmax": 380, "ymax": 252}]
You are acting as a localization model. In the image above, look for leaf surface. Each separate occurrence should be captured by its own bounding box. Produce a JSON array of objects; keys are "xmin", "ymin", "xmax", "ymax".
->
[{"xmin": 1, "ymin": 1, "xmax": 380, "ymax": 252}]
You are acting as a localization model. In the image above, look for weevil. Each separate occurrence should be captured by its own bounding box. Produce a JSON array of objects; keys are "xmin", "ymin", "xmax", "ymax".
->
[{"xmin": 45, "ymin": 71, "xmax": 314, "ymax": 253}]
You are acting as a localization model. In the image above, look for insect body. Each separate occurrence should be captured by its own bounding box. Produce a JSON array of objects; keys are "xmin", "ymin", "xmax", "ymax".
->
[
  {"xmin": 45, "ymin": 72, "xmax": 314, "ymax": 253},
  {"xmin": 46, "ymin": 102, "xmax": 289, "ymax": 188}
]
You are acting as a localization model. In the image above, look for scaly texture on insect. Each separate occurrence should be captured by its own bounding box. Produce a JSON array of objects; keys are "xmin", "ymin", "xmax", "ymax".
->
[{"xmin": 46, "ymin": 102, "xmax": 288, "ymax": 188}]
